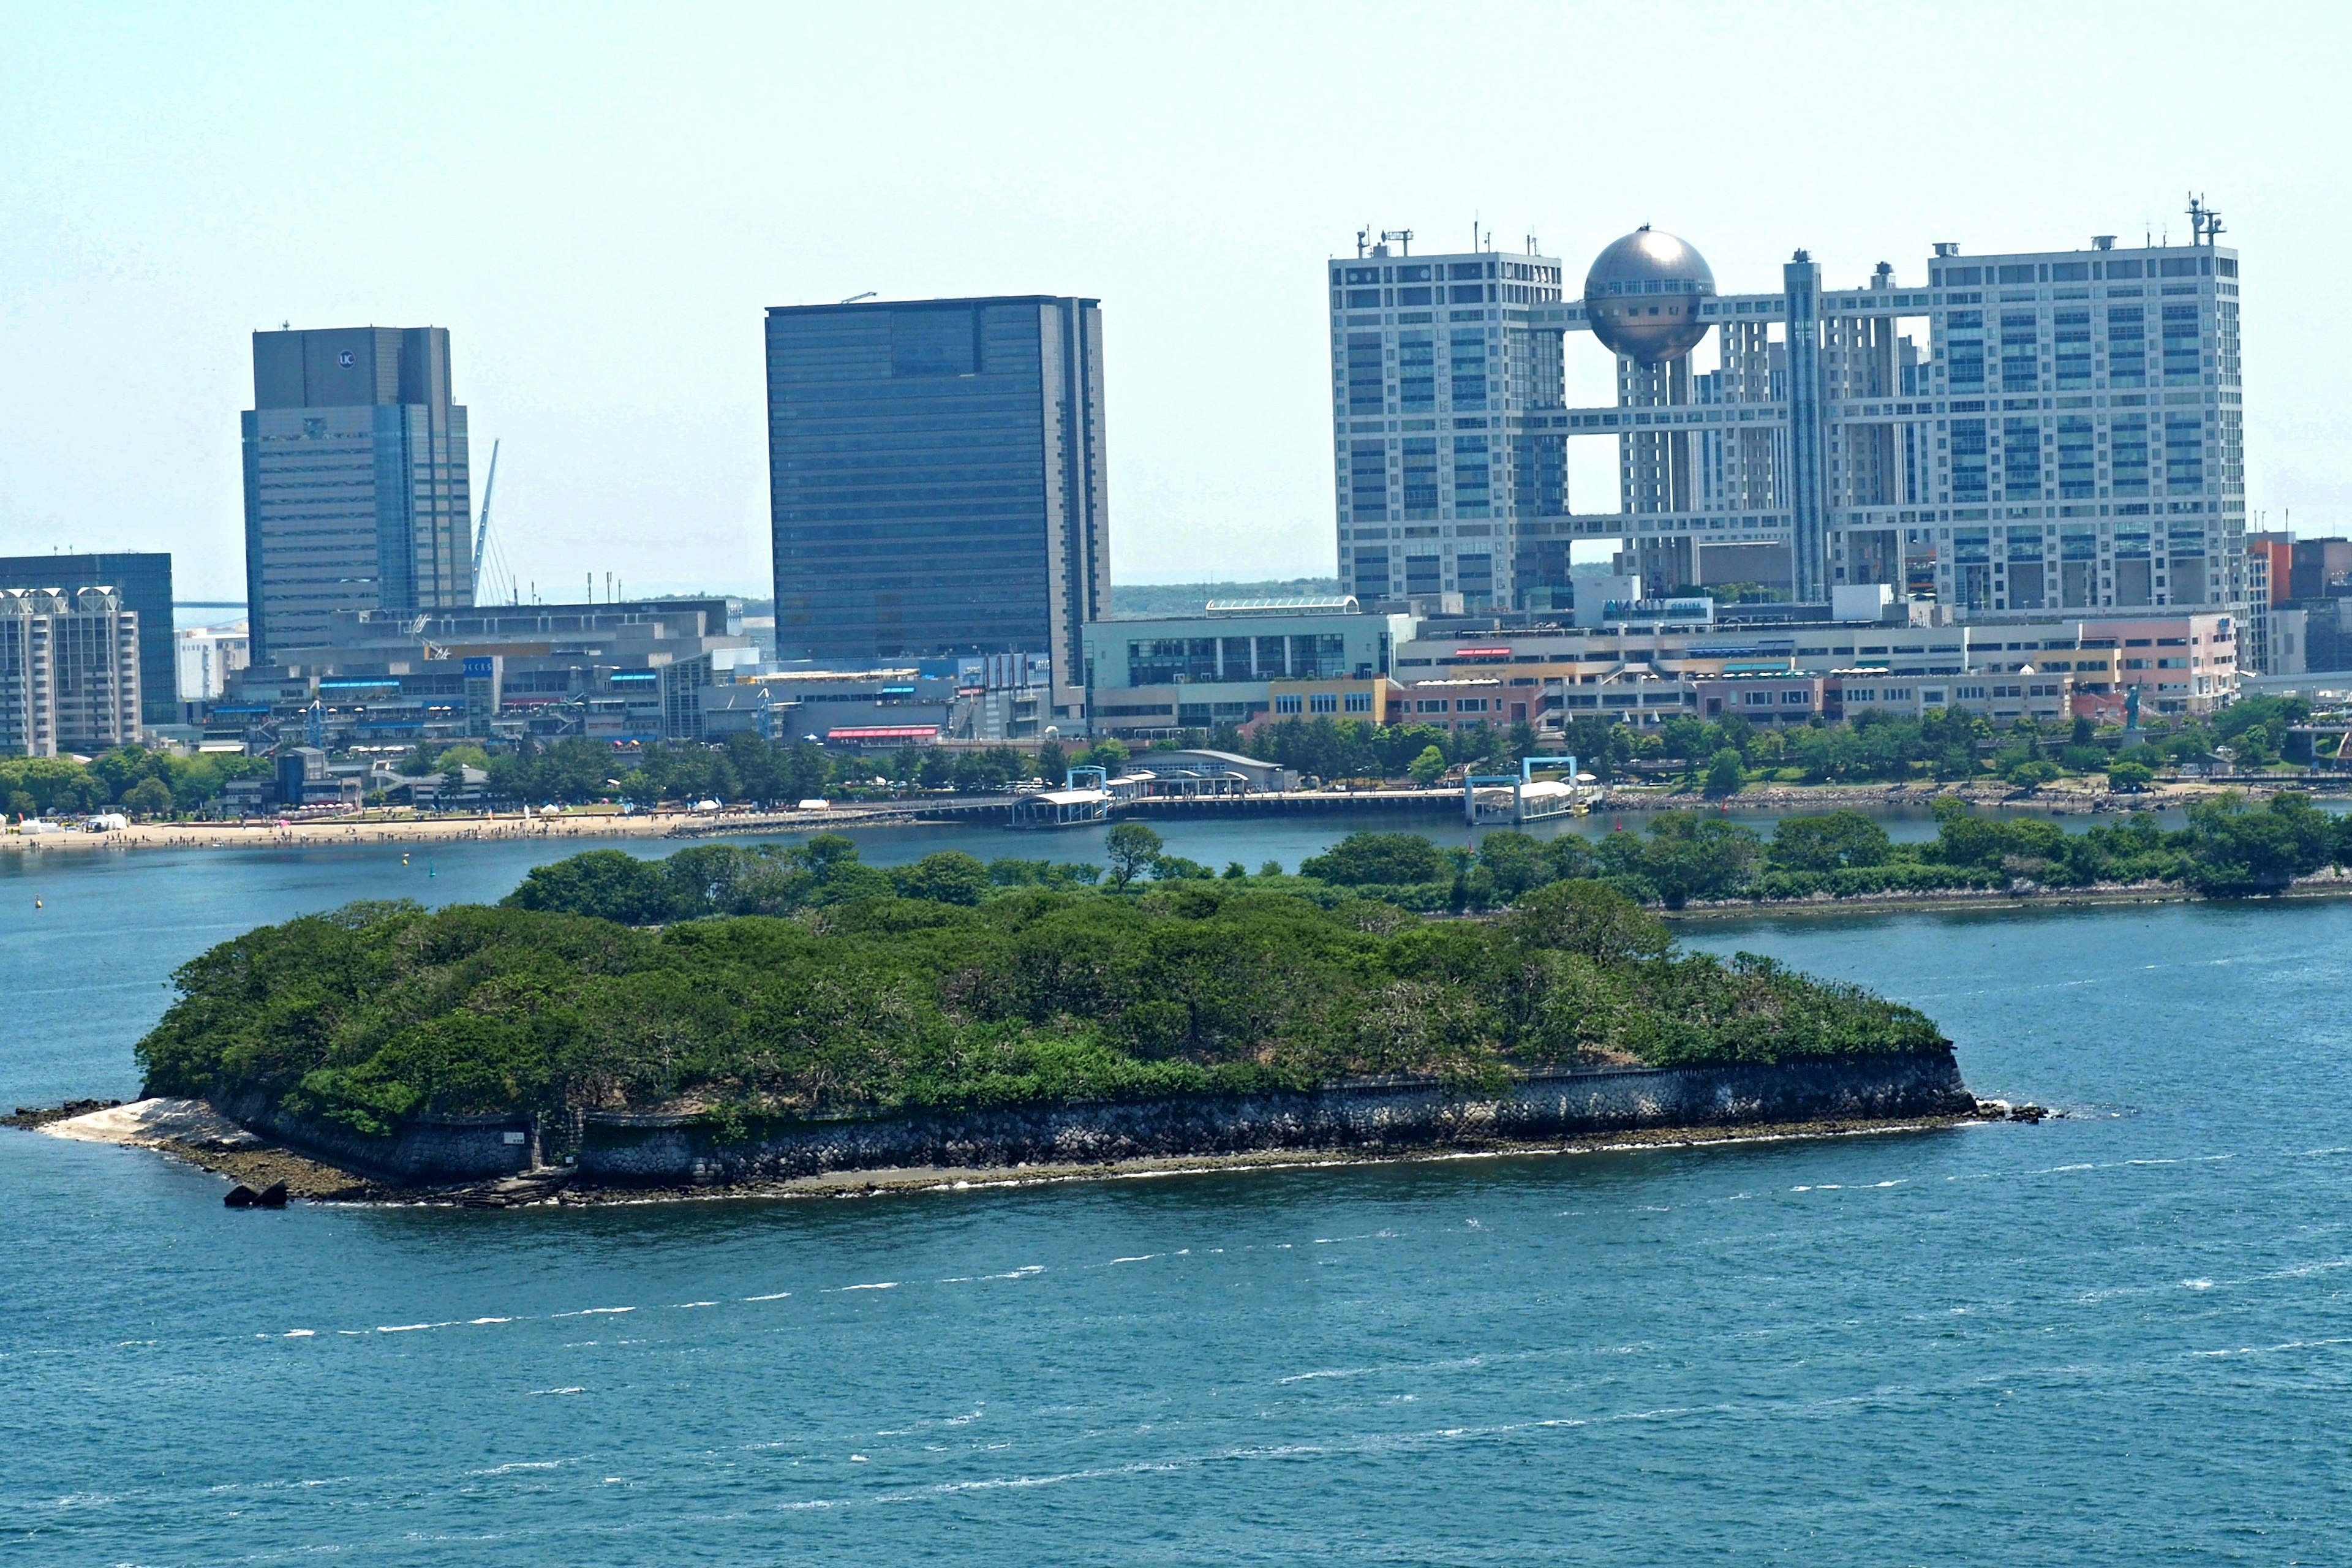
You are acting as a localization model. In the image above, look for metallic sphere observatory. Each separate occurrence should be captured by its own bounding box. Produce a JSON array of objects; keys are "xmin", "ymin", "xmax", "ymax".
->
[{"xmin": 1583, "ymin": 227, "xmax": 1716, "ymax": 364}]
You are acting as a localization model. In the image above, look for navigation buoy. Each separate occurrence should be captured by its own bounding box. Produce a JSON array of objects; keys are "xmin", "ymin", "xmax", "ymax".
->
[
  {"xmin": 401, "ymin": 853, "xmax": 410, "ymax": 866},
  {"xmin": 32, "ymin": 899, "xmax": 42, "ymax": 910}
]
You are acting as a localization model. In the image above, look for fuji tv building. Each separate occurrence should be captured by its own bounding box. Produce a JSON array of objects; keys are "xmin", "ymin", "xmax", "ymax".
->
[{"xmin": 1327, "ymin": 203, "xmax": 2245, "ymax": 626}]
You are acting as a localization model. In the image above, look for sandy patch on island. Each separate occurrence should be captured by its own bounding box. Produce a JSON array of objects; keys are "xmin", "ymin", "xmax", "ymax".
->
[{"xmin": 39, "ymin": 1097, "xmax": 262, "ymax": 1150}]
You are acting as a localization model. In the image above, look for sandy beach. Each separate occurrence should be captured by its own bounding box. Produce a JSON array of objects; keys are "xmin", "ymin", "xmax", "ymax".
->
[{"xmin": 0, "ymin": 804, "xmax": 865, "ymax": 854}]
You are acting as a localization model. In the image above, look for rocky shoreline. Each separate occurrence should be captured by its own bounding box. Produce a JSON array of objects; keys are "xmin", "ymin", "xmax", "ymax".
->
[
  {"xmin": 12, "ymin": 1048, "xmax": 2040, "ymax": 1207},
  {"xmin": 14, "ymin": 1095, "xmax": 2054, "ymax": 1208}
]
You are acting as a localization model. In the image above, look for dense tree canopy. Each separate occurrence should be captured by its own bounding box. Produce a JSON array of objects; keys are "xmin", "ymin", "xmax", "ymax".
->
[{"xmin": 140, "ymin": 876, "xmax": 1946, "ymax": 1138}]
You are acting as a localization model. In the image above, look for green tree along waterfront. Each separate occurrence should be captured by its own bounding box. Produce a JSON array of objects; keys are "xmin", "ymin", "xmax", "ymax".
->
[
  {"xmin": 1237, "ymin": 693, "xmax": 2328, "ymax": 789},
  {"xmin": 1286, "ymin": 796, "xmax": 2351, "ymax": 909},
  {"xmin": 0, "ymin": 747, "xmax": 270, "ymax": 819},
  {"xmin": 496, "ymin": 794, "xmax": 2352, "ymax": 927},
  {"xmin": 3, "ymin": 692, "xmax": 2334, "ymax": 824},
  {"xmin": 138, "ymin": 868, "xmax": 1942, "ymax": 1137}
]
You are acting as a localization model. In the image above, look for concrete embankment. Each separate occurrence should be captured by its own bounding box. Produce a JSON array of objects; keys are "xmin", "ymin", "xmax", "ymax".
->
[{"xmin": 575, "ymin": 1050, "xmax": 1972, "ymax": 1188}]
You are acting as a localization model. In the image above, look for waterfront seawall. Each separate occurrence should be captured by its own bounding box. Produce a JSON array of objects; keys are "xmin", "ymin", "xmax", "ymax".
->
[
  {"xmin": 211, "ymin": 1088, "xmax": 535, "ymax": 1183},
  {"xmin": 576, "ymin": 1050, "xmax": 1972, "ymax": 1187}
]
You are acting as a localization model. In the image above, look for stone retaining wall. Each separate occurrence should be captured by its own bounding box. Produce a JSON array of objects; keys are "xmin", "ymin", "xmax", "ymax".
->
[
  {"xmin": 211, "ymin": 1088, "xmax": 534, "ymax": 1183},
  {"xmin": 577, "ymin": 1049, "xmax": 1971, "ymax": 1187}
]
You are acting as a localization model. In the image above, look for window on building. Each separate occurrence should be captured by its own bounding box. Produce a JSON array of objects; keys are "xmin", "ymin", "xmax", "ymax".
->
[
  {"xmin": 1945, "ymin": 311, "xmax": 1985, "ymax": 390},
  {"xmin": 1950, "ymin": 419, "xmax": 1988, "ymax": 501},
  {"xmin": 2162, "ymin": 304, "xmax": 2203, "ymax": 384},
  {"xmin": 1309, "ymin": 693, "xmax": 1338, "ymax": 714},
  {"xmin": 1397, "ymin": 331, "xmax": 1434, "ymax": 412},
  {"xmin": 1401, "ymin": 438, "xmax": 1439, "ymax": 518},
  {"xmin": 2106, "ymin": 305, "xmax": 2146, "ymax": 387},
  {"xmin": 1273, "ymin": 694, "xmax": 1302, "ymax": 714},
  {"xmin": 1347, "ymin": 333, "xmax": 1385, "ymax": 412},
  {"xmin": 2002, "ymin": 417, "xmax": 2042, "ymax": 499},
  {"xmin": 1289, "ymin": 633, "xmax": 1348, "ymax": 679},
  {"xmin": 2000, "ymin": 312, "xmax": 2040, "ymax": 393},
  {"xmin": 1349, "ymin": 440, "xmax": 1389, "ymax": 521},
  {"xmin": 2111, "ymin": 417, "xmax": 2149, "ymax": 496},
  {"xmin": 1453, "ymin": 434, "xmax": 1491, "ymax": 516},
  {"xmin": 2053, "ymin": 310, "xmax": 2090, "ymax": 389},
  {"xmin": 1457, "ymin": 554, "xmax": 1494, "ymax": 603},
  {"xmin": 1450, "ymin": 332, "xmax": 1488, "ymax": 411},
  {"xmin": 2057, "ymin": 417, "xmax": 2094, "ymax": 499},
  {"xmin": 1344, "ymin": 692, "xmax": 1373, "ymax": 714},
  {"xmin": 2165, "ymin": 414, "xmax": 2205, "ymax": 493}
]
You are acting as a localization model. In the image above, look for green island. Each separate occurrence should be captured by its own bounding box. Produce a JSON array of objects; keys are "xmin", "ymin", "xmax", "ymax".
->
[{"xmin": 139, "ymin": 838, "xmax": 1943, "ymax": 1144}]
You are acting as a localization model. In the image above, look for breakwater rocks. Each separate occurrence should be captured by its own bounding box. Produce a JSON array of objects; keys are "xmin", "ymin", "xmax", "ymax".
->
[{"xmin": 576, "ymin": 1050, "xmax": 1973, "ymax": 1189}]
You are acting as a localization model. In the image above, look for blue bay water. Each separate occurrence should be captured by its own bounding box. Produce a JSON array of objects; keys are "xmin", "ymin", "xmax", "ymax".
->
[{"xmin": 3, "ymin": 820, "xmax": 2348, "ymax": 1564}]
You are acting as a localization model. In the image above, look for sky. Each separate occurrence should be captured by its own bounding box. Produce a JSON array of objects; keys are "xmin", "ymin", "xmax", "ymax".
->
[{"xmin": 3, "ymin": 0, "xmax": 2348, "ymax": 605}]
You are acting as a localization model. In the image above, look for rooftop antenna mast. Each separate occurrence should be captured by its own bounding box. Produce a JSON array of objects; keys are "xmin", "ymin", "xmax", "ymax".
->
[
  {"xmin": 2187, "ymin": 193, "xmax": 2224, "ymax": 247},
  {"xmin": 1381, "ymin": 228, "xmax": 1414, "ymax": 256},
  {"xmin": 839, "ymin": 290, "xmax": 877, "ymax": 304}
]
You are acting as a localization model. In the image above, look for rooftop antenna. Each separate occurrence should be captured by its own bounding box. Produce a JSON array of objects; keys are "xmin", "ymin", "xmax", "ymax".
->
[
  {"xmin": 1357, "ymin": 226, "xmax": 1372, "ymax": 258},
  {"xmin": 839, "ymin": 290, "xmax": 877, "ymax": 304},
  {"xmin": 1381, "ymin": 228, "xmax": 1414, "ymax": 256},
  {"xmin": 2187, "ymin": 194, "xmax": 2225, "ymax": 247}
]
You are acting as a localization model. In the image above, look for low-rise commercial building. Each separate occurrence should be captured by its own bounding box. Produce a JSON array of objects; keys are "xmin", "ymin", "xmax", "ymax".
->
[
  {"xmin": 1400, "ymin": 608, "xmax": 2234, "ymax": 723},
  {"xmin": 216, "ymin": 598, "xmax": 747, "ymax": 749},
  {"xmin": 1082, "ymin": 599, "xmax": 1414, "ymax": 739}
]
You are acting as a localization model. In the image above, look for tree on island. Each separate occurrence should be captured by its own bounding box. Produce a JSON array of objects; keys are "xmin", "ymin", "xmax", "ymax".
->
[
  {"xmin": 1408, "ymin": 745, "xmax": 1448, "ymax": 787},
  {"xmin": 1104, "ymin": 821, "xmax": 1164, "ymax": 887},
  {"xmin": 1702, "ymin": 748, "xmax": 1746, "ymax": 799}
]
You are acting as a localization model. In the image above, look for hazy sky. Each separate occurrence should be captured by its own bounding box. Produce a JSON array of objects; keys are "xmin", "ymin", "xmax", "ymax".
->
[{"xmin": 3, "ymin": 1, "xmax": 2346, "ymax": 603}]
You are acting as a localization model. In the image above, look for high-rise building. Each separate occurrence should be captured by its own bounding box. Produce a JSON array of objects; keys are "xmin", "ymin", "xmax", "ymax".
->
[
  {"xmin": 1333, "ymin": 203, "xmax": 2250, "ymax": 626},
  {"xmin": 0, "ymin": 552, "xmax": 174, "ymax": 725},
  {"xmin": 242, "ymin": 327, "xmax": 473, "ymax": 663},
  {"xmin": 0, "ymin": 587, "xmax": 140, "ymax": 757},
  {"xmin": 764, "ymin": 296, "xmax": 1110, "ymax": 719},
  {"xmin": 1326, "ymin": 241, "xmax": 1569, "ymax": 609}
]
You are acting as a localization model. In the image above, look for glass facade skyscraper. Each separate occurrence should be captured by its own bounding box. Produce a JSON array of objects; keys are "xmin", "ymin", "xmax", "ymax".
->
[
  {"xmin": 241, "ymin": 327, "xmax": 473, "ymax": 663},
  {"xmin": 764, "ymin": 296, "xmax": 1110, "ymax": 716}
]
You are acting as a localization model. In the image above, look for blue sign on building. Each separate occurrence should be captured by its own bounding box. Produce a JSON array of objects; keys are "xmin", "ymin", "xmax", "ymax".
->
[{"xmin": 463, "ymin": 657, "xmax": 494, "ymax": 678}]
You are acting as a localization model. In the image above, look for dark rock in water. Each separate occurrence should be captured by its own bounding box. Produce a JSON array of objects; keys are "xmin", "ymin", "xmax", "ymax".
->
[
  {"xmin": 459, "ymin": 1169, "xmax": 573, "ymax": 1209},
  {"xmin": 256, "ymin": 1182, "xmax": 289, "ymax": 1208},
  {"xmin": 224, "ymin": 1185, "xmax": 259, "ymax": 1208},
  {"xmin": 2008, "ymin": 1102, "xmax": 2050, "ymax": 1123}
]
